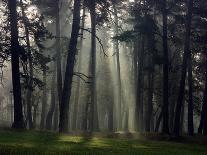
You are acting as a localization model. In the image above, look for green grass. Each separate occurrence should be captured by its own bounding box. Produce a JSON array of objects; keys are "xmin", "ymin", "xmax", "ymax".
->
[{"xmin": 0, "ymin": 130, "xmax": 207, "ymax": 155}]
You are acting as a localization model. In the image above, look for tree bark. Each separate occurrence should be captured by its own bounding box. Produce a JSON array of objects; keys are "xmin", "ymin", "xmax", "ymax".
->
[
  {"xmin": 162, "ymin": 0, "xmax": 169, "ymax": 134},
  {"xmin": 174, "ymin": 0, "xmax": 193, "ymax": 136},
  {"xmin": 59, "ymin": 0, "xmax": 81, "ymax": 133},
  {"xmin": 8, "ymin": 0, "xmax": 25, "ymax": 129}
]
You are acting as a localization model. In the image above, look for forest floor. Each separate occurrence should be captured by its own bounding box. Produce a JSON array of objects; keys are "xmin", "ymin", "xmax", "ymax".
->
[{"xmin": 0, "ymin": 130, "xmax": 207, "ymax": 155}]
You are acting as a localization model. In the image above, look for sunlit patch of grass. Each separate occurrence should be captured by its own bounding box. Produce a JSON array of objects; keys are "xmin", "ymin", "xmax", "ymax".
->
[
  {"xmin": 0, "ymin": 130, "xmax": 207, "ymax": 155},
  {"xmin": 58, "ymin": 135, "xmax": 83, "ymax": 143}
]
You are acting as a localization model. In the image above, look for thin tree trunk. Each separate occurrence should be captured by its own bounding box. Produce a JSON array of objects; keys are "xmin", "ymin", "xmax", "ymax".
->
[
  {"xmin": 155, "ymin": 110, "xmax": 162, "ymax": 132},
  {"xmin": 136, "ymin": 35, "xmax": 145, "ymax": 132},
  {"xmin": 145, "ymin": 33, "xmax": 155, "ymax": 132},
  {"xmin": 32, "ymin": 97, "xmax": 39, "ymax": 129},
  {"xmin": 72, "ymin": 8, "xmax": 86, "ymax": 130},
  {"xmin": 89, "ymin": 0, "xmax": 99, "ymax": 132},
  {"xmin": 174, "ymin": 0, "xmax": 193, "ymax": 136},
  {"xmin": 112, "ymin": 2, "xmax": 122, "ymax": 131},
  {"xmin": 59, "ymin": 0, "xmax": 81, "ymax": 133},
  {"xmin": 188, "ymin": 53, "xmax": 194, "ymax": 135},
  {"xmin": 146, "ymin": 71, "xmax": 154, "ymax": 132},
  {"xmin": 8, "ymin": 0, "xmax": 25, "ymax": 129},
  {"xmin": 198, "ymin": 54, "xmax": 207, "ymax": 135},
  {"xmin": 40, "ymin": 67, "xmax": 47, "ymax": 129},
  {"xmin": 45, "ymin": 67, "xmax": 56, "ymax": 130},
  {"xmin": 53, "ymin": 101, "xmax": 59, "ymax": 131},
  {"xmin": 162, "ymin": 0, "xmax": 169, "ymax": 134},
  {"xmin": 20, "ymin": 0, "xmax": 34, "ymax": 130},
  {"xmin": 55, "ymin": 0, "xmax": 63, "ymax": 123}
]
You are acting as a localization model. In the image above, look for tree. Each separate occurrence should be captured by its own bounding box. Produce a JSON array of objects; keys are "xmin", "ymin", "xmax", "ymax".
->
[
  {"xmin": 20, "ymin": 0, "xmax": 34, "ymax": 130},
  {"xmin": 72, "ymin": 7, "xmax": 86, "ymax": 130},
  {"xmin": 89, "ymin": 0, "xmax": 99, "ymax": 132},
  {"xmin": 8, "ymin": 0, "xmax": 25, "ymax": 129},
  {"xmin": 161, "ymin": 0, "xmax": 170, "ymax": 134},
  {"xmin": 40, "ymin": 65, "xmax": 47, "ymax": 130},
  {"xmin": 59, "ymin": 0, "xmax": 81, "ymax": 133},
  {"xmin": 174, "ymin": 0, "xmax": 193, "ymax": 136},
  {"xmin": 112, "ymin": 1, "xmax": 122, "ymax": 131},
  {"xmin": 188, "ymin": 52, "xmax": 194, "ymax": 135}
]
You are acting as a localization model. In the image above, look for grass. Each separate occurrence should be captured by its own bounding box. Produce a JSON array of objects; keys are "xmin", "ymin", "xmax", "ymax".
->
[{"xmin": 0, "ymin": 130, "xmax": 207, "ymax": 155}]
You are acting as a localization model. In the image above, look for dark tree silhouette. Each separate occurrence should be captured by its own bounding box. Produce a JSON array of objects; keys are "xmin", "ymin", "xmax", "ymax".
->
[{"xmin": 8, "ymin": 0, "xmax": 25, "ymax": 129}]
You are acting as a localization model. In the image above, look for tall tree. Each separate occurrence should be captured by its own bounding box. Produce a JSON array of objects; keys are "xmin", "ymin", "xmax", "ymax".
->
[
  {"xmin": 20, "ymin": 0, "xmax": 34, "ymax": 130},
  {"xmin": 55, "ymin": 0, "xmax": 63, "ymax": 117},
  {"xmin": 173, "ymin": 0, "xmax": 193, "ymax": 136},
  {"xmin": 59, "ymin": 0, "xmax": 81, "ymax": 133},
  {"xmin": 112, "ymin": 1, "xmax": 122, "ymax": 131},
  {"xmin": 46, "ymin": 65, "xmax": 56, "ymax": 130},
  {"xmin": 72, "ymin": 7, "xmax": 86, "ymax": 130},
  {"xmin": 40, "ymin": 66, "xmax": 47, "ymax": 129},
  {"xmin": 161, "ymin": 0, "xmax": 169, "ymax": 134},
  {"xmin": 89, "ymin": 0, "xmax": 99, "ymax": 131},
  {"xmin": 8, "ymin": 0, "xmax": 25, "ymax": 129},
  {"xmin": 188, "ymin": 53, "xmax": 194, "ymax": 135}
]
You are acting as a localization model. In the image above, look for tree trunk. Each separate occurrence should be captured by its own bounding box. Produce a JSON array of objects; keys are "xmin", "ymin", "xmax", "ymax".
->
[
  {"xmin": 40, "ymin": 67, "xmax": 47, "ymax": 130},
  {"xmin": 53, "ymin": 101, "xmax": 59, "ymax": 131},
  {"xmin": 112, "ymin": 2, "xmax": 122, "ymax": 131},
  {"xmin": 145, "ymin": 32, "xmax": 155, "ymax": 132},
  {"xmin": 89, "ymin": 0, "xmax": 99, "ymax": 132},
  {"xmin": 188, "ymin": 53, "xmax": 194, "ymax": 135},
  {"xmin": 8, "ymin": 0, "xmax": 25, "ymax": 129},
  {"xmin": 146, "ymin": 70, "xmax": 154, "ymax": 132},
  {"xmin": 20, "ymin": 0, "xmax": 34, "ymax": 130},
  {"xmin": 59, "ymin": 0, "xmax": 81, "ymax": 133},
  {"xmin": 173, "ymin": 0, "xmax": 193, "ymax": 136},
  {"xmin": 162, "ymin": 0, "xmax": 169, "ymax": 134},
  {"xmin": 155, "ymin": 110, "xmax": 162, "ymax": 132},
  {"xmin": 56, "ymin": 0, "xmax": 63, "ymax": 117},
  {"xmin": 32, "ymin": 97, "xmax": 39, "ymax": 129},
  {"xmin": 45, "ymin": 67, "xmax": 56, "ymax": 130},
  {"xmin": 198, "ymin": 54, "xmax": 207, "ymax": 135},
  {"xmin": 136, "ymin": 35, "xmax": 145, "ymax": 132},
  {"xmin": 72, "ymin": 8, "xmax": 86, "ymax": 130}
]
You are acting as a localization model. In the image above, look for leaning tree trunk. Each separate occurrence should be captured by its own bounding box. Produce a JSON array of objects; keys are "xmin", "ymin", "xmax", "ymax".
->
[
  {"xmin": 173, "ymin": 0, "xmax": 193, "ymax": 136},
  {"xmin": 45, "ymin": 66, "xmax": 56, "ymax": 130},
  {"xmin": 162, "ymin": 0, "xmax": 169, "ymax": 134},
  {"xmin": 188, "ymin": 53, "xmax": 194, "ymax": 135},
  {"xmin": 89, "ymin": 0, "xmax": 99, "ymax": 132},
  {"xmin": 40, "ymin": 67, "xmax": 47, "ymax": 130},
  {"xmin": 72, "ymin": 8, "xmax": 86, "ymax": 130},
  {"xmin": 8, "ymin": 0, "xmax": 25, "ymax": 129},
  {"xmin": 59, "ymin": 0, "xmax": 81, "ymax": 133}
]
